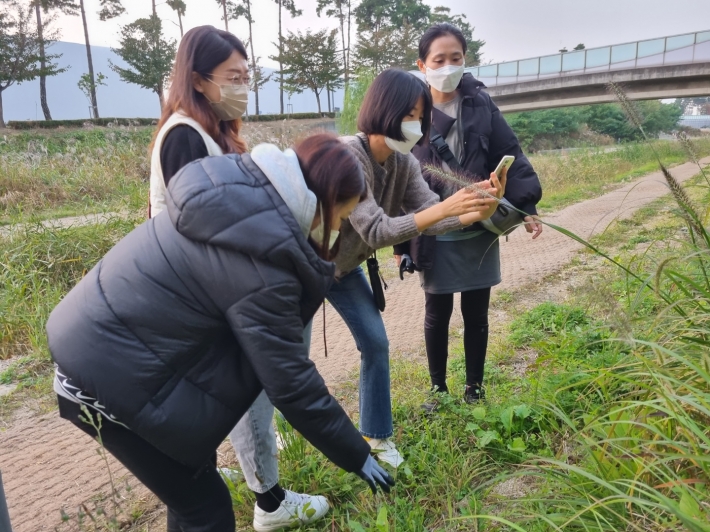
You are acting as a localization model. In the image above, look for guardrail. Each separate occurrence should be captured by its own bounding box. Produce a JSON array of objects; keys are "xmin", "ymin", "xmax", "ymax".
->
[{"xmin": 466, "ymin": 30, "xmax": 710, "ymax": 87}]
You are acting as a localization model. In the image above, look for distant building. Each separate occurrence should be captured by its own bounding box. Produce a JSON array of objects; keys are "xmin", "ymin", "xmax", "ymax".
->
[{"xmin": 3, "ymin": 41, "xmax": 344, "ymax": 122}]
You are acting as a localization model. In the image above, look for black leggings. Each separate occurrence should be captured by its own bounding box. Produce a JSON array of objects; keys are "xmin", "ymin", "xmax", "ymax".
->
[
  {"xmin": 424, "ymin": 288, "xmax": 491, "ymax": 392},
  {"xmin": 57, "ymin": 396, "xmax": 235, "ymax": 532}
]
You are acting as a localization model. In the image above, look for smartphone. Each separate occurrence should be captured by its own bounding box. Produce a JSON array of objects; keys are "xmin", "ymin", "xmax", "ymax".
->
[{"xmin": 494, "ymin": 155, "xmax": 515, "ymax": 178}]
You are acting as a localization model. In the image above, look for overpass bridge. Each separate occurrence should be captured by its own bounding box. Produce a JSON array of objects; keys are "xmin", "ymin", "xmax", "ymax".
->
[{"xmin": 464, "ymin": 30, "xmax": 710, "ymax": 113}]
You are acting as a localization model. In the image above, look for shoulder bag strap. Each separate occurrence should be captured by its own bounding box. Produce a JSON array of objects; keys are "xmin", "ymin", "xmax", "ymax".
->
[{"xmin": 429, "ymin": 125, "xmax": 462, "ymax": 172}]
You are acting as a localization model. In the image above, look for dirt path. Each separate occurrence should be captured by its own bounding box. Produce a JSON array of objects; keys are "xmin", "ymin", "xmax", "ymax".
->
[
  {"xmin": 0, "ymin": 211, "xmax": 130, "ymax": 239},
  {"xmin": 0, "ymin": 157, "xmax": 707, "ymax": 531}
]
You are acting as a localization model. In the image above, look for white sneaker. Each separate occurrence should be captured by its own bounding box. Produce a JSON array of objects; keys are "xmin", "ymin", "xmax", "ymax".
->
[
  {"xmin": 367, "ymin": 438, "xmax": 404, "ymax": 468},
  {"xmin": 253, "ymin": 490, "xmax": 329, "ymax": 531}
]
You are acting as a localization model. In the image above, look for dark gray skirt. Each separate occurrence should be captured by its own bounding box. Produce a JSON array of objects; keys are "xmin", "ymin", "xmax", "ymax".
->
[{"xmin": 419, "ymin": 232, "xmax": 501, "ymax": 294}]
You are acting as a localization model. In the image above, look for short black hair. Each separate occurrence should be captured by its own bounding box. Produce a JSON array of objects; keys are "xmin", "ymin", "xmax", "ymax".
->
[
  {"xmin": 357, "ymin": 68, "xmax": 432, "ymax": 144},
  {"xmin": 419, "ymin": 23, "xmax": 467, "ymax": 61}
]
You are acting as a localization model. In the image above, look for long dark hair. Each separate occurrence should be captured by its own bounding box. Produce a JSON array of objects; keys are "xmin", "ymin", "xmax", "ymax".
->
[
  {"xmin": 357, "ymin": 69, "xmax": 432, "ymax": 145},
  {"xmin": 418, "ymin": 23, "xmax": 467, "ymax": 61},
  {"xmin": 151, "ymin": 25, "xmax": 248, "ymax": 155},
  {"xmin": 294, "ymin": 133, "xmax": 366, "ymax": 260}
]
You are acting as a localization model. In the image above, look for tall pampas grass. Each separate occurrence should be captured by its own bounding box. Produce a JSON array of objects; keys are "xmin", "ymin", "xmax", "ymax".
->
[{"xmin": 608, "ymin": 81, "xmax": 708, "ymax": 248}]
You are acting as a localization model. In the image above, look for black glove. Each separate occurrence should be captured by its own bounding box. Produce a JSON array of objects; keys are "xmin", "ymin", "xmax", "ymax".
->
[
  {"xmin": 399, "ymin": 253, "xmax": 418, "ymax": 280},
  {"xmin": 356, "ymin": 455, "xmax": 395, "ymax": 494}
]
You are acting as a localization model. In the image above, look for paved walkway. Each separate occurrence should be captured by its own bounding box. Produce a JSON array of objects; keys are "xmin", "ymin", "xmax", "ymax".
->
[{"xmin": 1, "ymin": 157, "xmax": 707, "ymax": 531}]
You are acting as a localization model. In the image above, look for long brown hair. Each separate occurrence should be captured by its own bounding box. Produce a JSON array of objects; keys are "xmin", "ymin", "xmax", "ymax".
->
[
  {"xmin": 294, "ymin": 133, "xmax": 367, "ymax": 261},
  {"xmin": 152, "ymin": 25, "xmax": 248, "ymax": 155}
]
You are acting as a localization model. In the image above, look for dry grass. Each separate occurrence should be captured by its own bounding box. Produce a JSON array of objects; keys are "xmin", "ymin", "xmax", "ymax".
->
[{"xmin": 0, "ymin": 120, "xmax": 334, "ymax": 222}]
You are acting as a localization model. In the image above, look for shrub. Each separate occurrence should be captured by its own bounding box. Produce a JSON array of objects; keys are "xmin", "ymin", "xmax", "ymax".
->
[
  {"xmin": 7, "ymin": 118, "xmax": 158, "ymax": 130},
  {"xmin": 243, "ymin": 112, "xmax": 335, "ymax": 122}
]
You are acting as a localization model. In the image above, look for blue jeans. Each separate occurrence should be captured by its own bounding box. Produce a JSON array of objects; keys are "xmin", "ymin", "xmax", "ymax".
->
[
  {"xmin": 327, "ymin": 267, "xmax": 392, "ymax": 439},
  {"xmin": 228, "ymin": 322, "xmax": 313, "ymax": 492}
]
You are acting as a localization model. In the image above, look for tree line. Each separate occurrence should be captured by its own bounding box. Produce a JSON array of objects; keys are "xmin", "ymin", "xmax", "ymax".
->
[
  {"xmin": 0, "ymin": 0, "xmax": 483, "ymax": 127},
  {"xmin": 507, "ymin": 101, "xmax": 684, "ymax": 152}
]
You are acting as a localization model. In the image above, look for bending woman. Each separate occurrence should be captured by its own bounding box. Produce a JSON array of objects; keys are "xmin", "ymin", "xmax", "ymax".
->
[
  {"xmin": 48, "ymin": 133, "xmax": 394, "ymax": 532},
  {"xmin": 397, "ymin": 23, "xmax": 543, "ymax": 404},
  {"xmin": 147, "ymin": 25, "xmax": 327, "ymax": 529}
]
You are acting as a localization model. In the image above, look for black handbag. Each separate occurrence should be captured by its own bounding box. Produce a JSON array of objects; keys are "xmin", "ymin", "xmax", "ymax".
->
[
  {"xmin": 479, "ymin": 197, "xmax": 523, "ymax": 236},
  {"xmin": 366, "ymin": 252, "xmax": 387, "ymax": 312}
]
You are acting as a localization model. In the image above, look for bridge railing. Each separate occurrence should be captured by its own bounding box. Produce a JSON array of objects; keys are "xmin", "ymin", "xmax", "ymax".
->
[{"xmin": 466, "ymin": 30, "xmax": 710, "ymax": 88}]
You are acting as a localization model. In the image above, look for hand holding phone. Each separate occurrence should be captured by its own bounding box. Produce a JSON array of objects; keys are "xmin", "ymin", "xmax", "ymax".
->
[{"xmin": 494, "ymin": 155, "xmax": 515, "ymax": 178}]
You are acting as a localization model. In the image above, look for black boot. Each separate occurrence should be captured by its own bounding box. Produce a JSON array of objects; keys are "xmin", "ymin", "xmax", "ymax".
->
[
  {"xmin": 464, "ymin": 384, "xmax": 485, "ymax": 404},
  {"xmin": 422, "ymin": 385, "xmax": 448, "ymax": 414}
]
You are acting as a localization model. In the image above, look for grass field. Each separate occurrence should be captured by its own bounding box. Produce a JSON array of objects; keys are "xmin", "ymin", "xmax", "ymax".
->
[
  {"xmin": 3, "ymin": 123, "xmax": 707, "ymax": 223},
  {"xmin": 0, "ymin": 119, "xmax": 333, "ymax": 224}
]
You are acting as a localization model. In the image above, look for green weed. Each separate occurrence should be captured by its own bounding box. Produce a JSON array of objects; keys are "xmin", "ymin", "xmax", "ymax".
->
[{"xmin": 0, "ymin": 217, "xmax": 140, "ymax": 367}]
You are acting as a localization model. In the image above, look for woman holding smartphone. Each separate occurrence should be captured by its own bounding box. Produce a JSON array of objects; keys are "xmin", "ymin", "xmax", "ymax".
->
[{"xmin": 395, "ymin": 23, "xmax": 543, "ymax": 405}]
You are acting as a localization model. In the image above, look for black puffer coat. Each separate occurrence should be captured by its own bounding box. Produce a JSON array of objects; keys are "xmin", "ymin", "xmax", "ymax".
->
[
  {"xmin": 46, "ymin": 153, "xmax": 371, "ymax": 473},
  {"xmin": 394, "ymin": 73, "xmax": 543, "ymax": 268}
]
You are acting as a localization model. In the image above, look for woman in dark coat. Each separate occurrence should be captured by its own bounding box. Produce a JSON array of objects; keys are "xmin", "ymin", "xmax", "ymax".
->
[
  {"xmin": 47, "ymin": 134, "xmax": 393, "ymax": 532},
  {"xmin": 395, "ymin": 23, "xmax": 543, "ymax": 404}
]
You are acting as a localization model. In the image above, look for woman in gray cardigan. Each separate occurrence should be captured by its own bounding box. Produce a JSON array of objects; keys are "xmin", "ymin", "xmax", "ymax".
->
[{"xmin": 229, "ymin": 69, "xmax": 506, "ymax": 475}]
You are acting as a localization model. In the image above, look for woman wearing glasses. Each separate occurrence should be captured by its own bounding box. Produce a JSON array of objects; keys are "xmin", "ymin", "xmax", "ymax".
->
[
  {"xmin": 148, "ymin": 25, "xmax": 329, "ymax": 531},
  {"xmin": 149, "ymin": 25, "xmax": 250, "ymax": 217}
]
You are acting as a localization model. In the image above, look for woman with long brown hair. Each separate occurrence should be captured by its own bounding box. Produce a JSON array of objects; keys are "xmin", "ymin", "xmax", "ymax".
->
[
  {"xmin": 149, "ymin": 25, "xmax": 248, "ymax": 217},
  {"xmin": 146, "ymin": 25, "xmax": 333, "ymax": 530}
]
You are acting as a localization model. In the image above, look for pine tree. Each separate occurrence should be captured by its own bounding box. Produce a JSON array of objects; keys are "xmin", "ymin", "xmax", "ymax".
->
[
  {"xmin": 272, "ymin": 0, "xmax": 301, "ymax": 114},
  {"xmin": 166, "ymin": 0, "xmax": 186, "ymax": 37},
  {"xmin": 316, "ymin": 0, "xmax": 353, "ymax": 82},
  {"xmin": 31, "ymin": 0, "xmax": 74, "ymax": 120},
  {"xmin": 0, "ymin": 1, "xmax": 63, "ymax": 127},
  {"xmin": 74, "ymin": 0, "xmax": 125, "ymax": 119}
]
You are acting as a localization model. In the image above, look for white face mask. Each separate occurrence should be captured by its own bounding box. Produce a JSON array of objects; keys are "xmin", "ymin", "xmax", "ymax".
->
[
  {"xmin": 206, "ymin": 80, "xmax": 249, "ymax": 121},
  {"xmin": 385, "ymin": 120, "xmax": 423, "ymax": 154},
  {"xmin": 425, "ymin": 64, "xmax": 465, "ymax": 93},
  {"xmin": 310, "ymin": 204, "xmax": 339, "ymax": 252}
]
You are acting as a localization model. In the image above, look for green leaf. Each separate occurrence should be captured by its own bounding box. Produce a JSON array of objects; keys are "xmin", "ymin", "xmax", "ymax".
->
[
  {"xmin": 472, "ymin": 406, "xmax": 486, "ymax": 420},
  {"xmin": 500, "ymin": 407, "xmax": 514, "ymax": 433},
  {"xmin": 465, "ymin": 422, "xmax": 480, "ymax": 432},
  {"xmin": 348, "ymin": 520, "xmax": 367, "ymax": 532},
  {"xmin": 679, "ymin": 490, "xmax": 702, "ymax": 519},
  {"xmin": 507, "ymin": 437, "xmax": 526, "ymax": 452},
  {"xmin": 403, "ymin": 465, "xmax": 413, "ymax": 478},
  {"xmin": 513, "ymin": 404, "xmax": 532, "ymax": 420},
  {"xmin": 304, "ymin": 501, "xmax": 316, "ymax": 518},
  {"xmin": 376, "ymin": 506, "xmax": 389, "ymax": 532},
  {"xmin": 477, "ymin": 430, "xmax": 501, "ymax": 449}
]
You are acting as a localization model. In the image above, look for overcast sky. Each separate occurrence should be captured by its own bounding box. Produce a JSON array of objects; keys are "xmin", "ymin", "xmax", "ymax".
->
[{"xmin": 54, "ymin": 0, "xmax": 709, "ymax": 70}]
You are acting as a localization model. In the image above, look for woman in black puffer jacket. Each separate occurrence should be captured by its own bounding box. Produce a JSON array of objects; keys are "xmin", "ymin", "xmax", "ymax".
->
[
  {"xmin": 395, "ymin": 23, "xmax": 543, "ymax": 405},
  {"xmin": 46, "ymin": 134, "xmax": 393, "ymax": 532}
]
